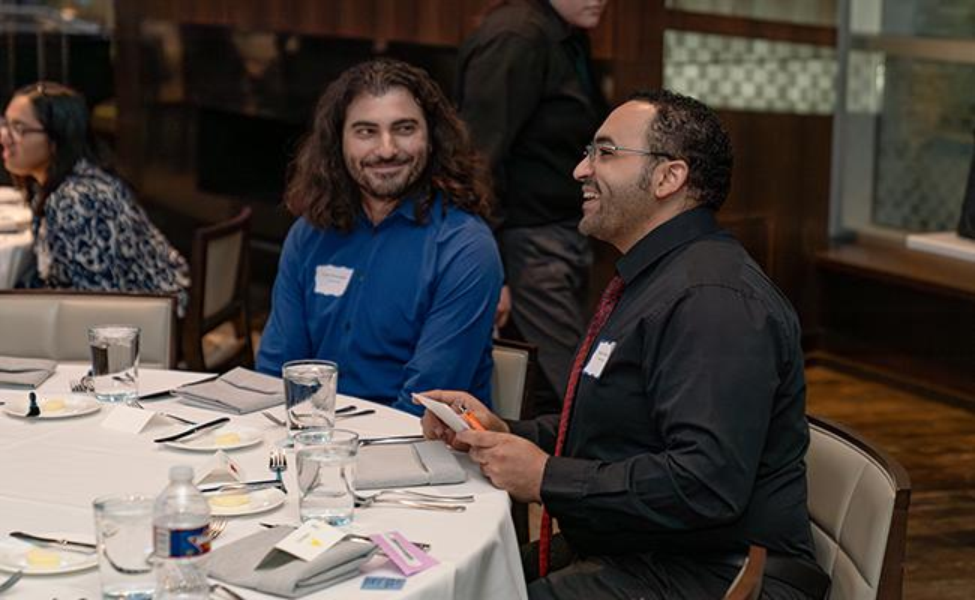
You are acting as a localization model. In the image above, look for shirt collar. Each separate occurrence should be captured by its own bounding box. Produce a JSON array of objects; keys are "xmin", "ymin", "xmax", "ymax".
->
[
  {"xmin": 534, "ymin": 0, "xmax": 575, "ymax": 42},
  {"xmin": 357, "ymin": 190, "xmax": 440, "ymax": 227},
  {"xmin": 616, "ymin": 206, "xmax": 721, "ymax": 284}
]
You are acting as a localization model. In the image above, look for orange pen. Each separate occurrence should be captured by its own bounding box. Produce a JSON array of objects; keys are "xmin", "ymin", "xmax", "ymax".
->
[{"xmin": 458, "ymin": 406, "xmax": 487, "ymax": 431}]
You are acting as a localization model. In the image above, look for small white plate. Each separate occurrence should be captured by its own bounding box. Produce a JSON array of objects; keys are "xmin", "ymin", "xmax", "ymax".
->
[
  {"xmin": 0, "ymin": 533, "xmax": 98, "ymax": 575},
  {"xmin": 163, "ymin": 426, "xmax": 263, "ymax": 452},
  {"xmin": 208, "ymin": 487, "xmax": 287, "ymax": 516},
  {"xmin": 2, "ymin": 394, "xmax": 101, "ymax": 420}
]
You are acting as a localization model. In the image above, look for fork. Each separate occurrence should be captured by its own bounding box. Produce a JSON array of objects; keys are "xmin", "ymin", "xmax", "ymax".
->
[
  {"xmin": 128, "ymin": 399, "xmax": 197, "ymax": 426},
  {"xmin": 0, "ymin": 570, "xmax": 22, "ymax": 593},
  {"xmin": 360, "ymin": 489, "xmax": 474, "ymax": 503},
  {"xmin": 353, "ymin": 493, "xmax": 467, "ymax": 512},
  {"xmin": 70, "ymin": 374, "xmax": 94, "ymax": 393},
  {"xmin": 208, "ymin": 518, "xmax": 228, "ymax": 541},
  {"xmin": 269, "ymin": 449, "xmax": 288, "ymax": 492}
]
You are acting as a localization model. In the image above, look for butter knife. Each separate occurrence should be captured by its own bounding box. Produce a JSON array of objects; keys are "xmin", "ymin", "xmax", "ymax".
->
[
  {"xmin": 10, "ymin": 531, "xmax": 96, "ymax": 552},
  {"xmin": 199, "ymin": 479, "xmax": 285, "ymax": 494},
  {"xmin": 153, "ymin": 417, "xmax": 230, "ymax": 443},
  {"xmin": 359, "ymin": 434, "xmax": 426, "ymax": 446}
]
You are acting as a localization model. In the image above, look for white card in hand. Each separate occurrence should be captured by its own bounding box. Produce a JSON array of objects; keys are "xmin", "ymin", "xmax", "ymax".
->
[{"xmin": 412, "ymin": 393, "xmax": 470, "ymax": 433}]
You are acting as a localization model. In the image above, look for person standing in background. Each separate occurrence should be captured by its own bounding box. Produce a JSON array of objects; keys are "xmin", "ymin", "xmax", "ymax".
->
[{"xmin": 457, "ymin": 0, "xmax": 609, "ymax": 415}]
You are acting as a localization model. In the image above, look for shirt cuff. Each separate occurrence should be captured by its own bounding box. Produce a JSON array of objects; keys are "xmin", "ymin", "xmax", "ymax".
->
[{"xmin": 540, "ymin": 456, "xmax": 600, "ymax": 506}]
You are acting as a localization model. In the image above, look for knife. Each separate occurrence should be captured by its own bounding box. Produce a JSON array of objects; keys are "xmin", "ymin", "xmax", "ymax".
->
[
  {"xmin": 359, "ymin": 434, "xmax": 426, "ymax": 446},
  {"xmin": 140, "ymin": 374, "xmax": 220, "ymax": 400},
  {"xmin": 200, "ymin": 479, "xmax": 285, "ymax": 494},
  {"xmin": 153, "ymin": 417, "xmax": 230, "ymax": 443},
  {"xmin": 10, "ymin": 531, "xmax": 96, "ymax": 552}
]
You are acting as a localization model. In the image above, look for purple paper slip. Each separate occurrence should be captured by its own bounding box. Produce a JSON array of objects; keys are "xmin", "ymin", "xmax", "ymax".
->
[{"xmin": 369, "ymin": 531, "xmax": 438, "ymax": 576}]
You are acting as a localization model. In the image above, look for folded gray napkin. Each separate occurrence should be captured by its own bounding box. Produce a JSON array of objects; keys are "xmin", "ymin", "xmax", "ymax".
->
[
  {"xmin": 174, "ymin": 367, "xmax": 283, "ymax": 414},
  {"xmin": 208, "ymin": 526, "xmax": 377, "ymax": 598},
  {"xmin": 356, "ymin": 440, "xmax": 467, "ymax": 490},
  {"xmin": 0, "ymin": 356, "xmax": 57, "ymax": 388}
]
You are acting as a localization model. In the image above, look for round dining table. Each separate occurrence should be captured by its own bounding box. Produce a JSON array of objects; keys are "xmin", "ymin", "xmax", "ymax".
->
[{"xmin": 0, "ymin": 364, "xmax": 528, "ymax": 599}]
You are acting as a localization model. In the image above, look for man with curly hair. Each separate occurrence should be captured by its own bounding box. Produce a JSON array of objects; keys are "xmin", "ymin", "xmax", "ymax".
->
[{"xmin": 257, "ymin": 59, "xmax": 502, "ymax": 415}]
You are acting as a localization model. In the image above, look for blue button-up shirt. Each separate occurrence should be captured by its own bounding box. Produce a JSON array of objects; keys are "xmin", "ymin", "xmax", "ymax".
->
[{"xmin": 257, "ymin": 193, "xmax": 502, "ymax": 415}]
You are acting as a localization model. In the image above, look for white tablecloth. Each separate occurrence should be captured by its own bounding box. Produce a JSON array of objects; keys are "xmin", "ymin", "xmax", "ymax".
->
[
  {"xmin": 0, "ymin": 365, "xmax": 528, "ymax": 599},
  {"xmin": 0, "ymin": 195, "xmax": 32, "ymax": 288}
]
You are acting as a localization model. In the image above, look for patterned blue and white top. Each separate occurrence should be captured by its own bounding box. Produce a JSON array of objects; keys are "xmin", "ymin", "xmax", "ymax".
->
[{"xmin": 28, "ymin": 160, "xmax": 190, "ymax": 314}]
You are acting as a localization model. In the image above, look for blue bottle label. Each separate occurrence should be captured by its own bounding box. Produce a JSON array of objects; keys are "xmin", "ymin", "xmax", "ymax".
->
[{"xmin": 154, "ymin": 525, "xmax": 210, "ymax": 558}]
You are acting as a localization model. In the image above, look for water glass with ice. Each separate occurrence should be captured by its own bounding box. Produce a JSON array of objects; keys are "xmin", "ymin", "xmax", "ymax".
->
[
  {"xmin": 295, "ymin": 429, "xmax": 359, "ymax": 526},
  {"xmin": 283, "ymin": 360, "xmax": 338, "ymax": 439},
  {"xmin": 88, "ymin": 325, "xmax": 140, "ymax": 403},
  {"xmin": 93, "ymin": 494, "xmax": 155, "ymax": 600}
]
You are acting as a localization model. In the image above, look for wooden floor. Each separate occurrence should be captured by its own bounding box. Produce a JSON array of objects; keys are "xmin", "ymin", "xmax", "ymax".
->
[{"xmin": 806, "ymin": 365, "xmax": 975, "ymax": 600}]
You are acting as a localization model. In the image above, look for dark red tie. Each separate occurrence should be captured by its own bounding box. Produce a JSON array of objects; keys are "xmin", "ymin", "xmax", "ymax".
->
[{"xmin": 538, "ymin": 274, "xmax": 625, "ymax": 577}]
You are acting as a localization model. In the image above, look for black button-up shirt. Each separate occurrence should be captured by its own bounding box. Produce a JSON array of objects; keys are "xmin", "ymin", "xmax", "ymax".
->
[
  {"xmin": 456, "ymin": 0, "xmax": 607, "ymax": 228},
  {"xmin": 510, "ymin": 207, "xmax": 817, "ymax": 561}
]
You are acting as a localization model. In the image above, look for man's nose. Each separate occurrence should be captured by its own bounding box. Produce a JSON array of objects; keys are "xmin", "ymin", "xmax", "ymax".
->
[
  {"xmin": 376, "ymin": 132, "xmax": 398, "ymax": 158},
  {"xmin": 573, "ymin": 155, "xmax": 593, "ymax": 181}
]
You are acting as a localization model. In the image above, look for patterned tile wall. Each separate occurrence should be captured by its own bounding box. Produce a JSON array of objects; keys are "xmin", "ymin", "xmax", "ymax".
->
[{"xmin": 664, "ymin": 32, "xmax": 887, "ymax": 115}]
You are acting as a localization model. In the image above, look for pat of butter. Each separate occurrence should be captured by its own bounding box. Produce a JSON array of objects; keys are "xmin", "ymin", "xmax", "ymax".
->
[
  {"xmin": 42, "ymin": 398, "xmax": 66, "ymax": 412},
  {"xmin": 209, "ymin": 493, "xmax": 250, "ymax": 508},
  {"xmin": 26, "ymin": 548, "xmax": 61, "ymax": 568},
  {"xmin": 214, "ymin": 432, "xmax": 242, "ymax": 446}
]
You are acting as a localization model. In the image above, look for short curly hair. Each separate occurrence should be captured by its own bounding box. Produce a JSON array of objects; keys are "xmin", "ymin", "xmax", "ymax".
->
[
  {"xmin": 285, "ymin": 58, "xmax": 491, "ymax": 231},
  {"xmin": 628, "ymin": 89, "xmax": 733, "ymax": 211}
]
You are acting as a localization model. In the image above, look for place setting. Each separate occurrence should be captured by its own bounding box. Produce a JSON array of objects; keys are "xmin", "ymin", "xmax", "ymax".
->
[
  {"xmin": 0, "ymin": 530, "xmax": 98, "ymax": 576},
  {"xmin": 1, "ymin": 391, "xmax": 101, "ymax": 420}
]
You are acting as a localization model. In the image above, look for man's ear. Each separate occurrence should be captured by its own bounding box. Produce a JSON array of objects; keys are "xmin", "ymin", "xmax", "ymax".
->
[{"xmin": 653, "ymin": 160, "xmax": 689, "ymax": 200}]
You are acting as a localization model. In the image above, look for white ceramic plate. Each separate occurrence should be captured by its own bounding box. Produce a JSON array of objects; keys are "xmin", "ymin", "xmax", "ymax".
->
[
  {"xmin": 2, "ymin": 394, "xmax": 101, "ymax": 420},
  {"xmin": 208, "ymin": 487, "xmax": 286, "ymax": 516},
  {"xmin": 0, "ymin": 533, "xmax": 98, "ymax": 575},
  {"xmin": 163, "ymin": 426, "xmax": 263, "ymax": 452}
]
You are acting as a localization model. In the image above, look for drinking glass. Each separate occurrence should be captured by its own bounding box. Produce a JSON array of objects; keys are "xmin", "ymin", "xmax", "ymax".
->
[
  {"xmin": 93, "ymin": 494, "xmax": 155, "ymax": 600},
  {"xmin": 295, "ymin": 429, "xmax": 359, "ymax": 526},
  {"xmin": 283, "ymin": 360, "xmax": 338, "ymax": 439},
  {"xmin": 88, "ymin": 325, "xmax": 140, "ymax": 403}
]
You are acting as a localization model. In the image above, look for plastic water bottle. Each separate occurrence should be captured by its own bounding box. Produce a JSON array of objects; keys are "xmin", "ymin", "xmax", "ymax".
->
[{"xmin": 153, "ymin": 465, "xmax": 211, "ymax": 599}]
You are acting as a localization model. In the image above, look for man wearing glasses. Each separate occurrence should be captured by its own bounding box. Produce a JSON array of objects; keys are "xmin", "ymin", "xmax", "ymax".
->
[{"xmin": 421, "ymin": 90, "xmax": 830, "ymax": 599}]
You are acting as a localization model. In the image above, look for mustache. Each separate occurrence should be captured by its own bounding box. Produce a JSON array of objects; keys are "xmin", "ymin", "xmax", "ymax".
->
[{"xmin": 363, "ymin": 155, "xmax": 412, "ymax": 168}]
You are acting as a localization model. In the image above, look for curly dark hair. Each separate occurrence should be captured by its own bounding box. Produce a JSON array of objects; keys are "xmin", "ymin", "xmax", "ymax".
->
[
  {"xmin": 628, "ymin": 89, "xmax": 733, "ymax": 211},
  {"xmin": 285, "ymin": 58, "xmax": 492, "ymax": 231}
]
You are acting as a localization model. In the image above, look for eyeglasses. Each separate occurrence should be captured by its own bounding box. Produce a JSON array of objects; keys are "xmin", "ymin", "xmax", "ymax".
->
[
  {"xmin": 0, "ymin": 117, "xmax": 46, "ymax": 140},
  {"xmin": 583, "ymin": 142, "xmax": 676, "ymax": 163}
]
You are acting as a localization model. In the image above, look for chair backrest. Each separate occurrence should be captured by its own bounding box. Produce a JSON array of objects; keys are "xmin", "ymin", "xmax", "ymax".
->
[
  {"xmin": 806, "ymin": 415, "xmax": 911, "ymax": 600},
  {"xmin": 724, "ymin": 545, "xmax": 766, "ymax": 600},
  {"xmin": 491, "ymin": 338, "xmax": 537, "ymax": 420},
  {"xmin": 0, "ymin": 290, "xmax": 178, "ymax": 368},
  {"xmin": 183, "ymin": 207, "xmax": 253, "ymax": 371}
]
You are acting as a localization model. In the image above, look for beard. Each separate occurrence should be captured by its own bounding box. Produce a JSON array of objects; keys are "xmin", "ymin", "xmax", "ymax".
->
[{"xmin": 347, "ymin": 151, "xmax": 428, "ymax": 201}]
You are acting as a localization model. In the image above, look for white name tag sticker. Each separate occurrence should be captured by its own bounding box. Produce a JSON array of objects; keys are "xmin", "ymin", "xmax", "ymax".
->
[
  {"xmin": 315, "ymin": 265, "xmax": 354, "ymax": 297},
  {"xmin": 582, "ymin": 340, "xmax": 616, "ymax": 379}
]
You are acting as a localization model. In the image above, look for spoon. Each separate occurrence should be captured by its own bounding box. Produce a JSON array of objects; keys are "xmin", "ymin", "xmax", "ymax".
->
[{"xmin": 26, "ymin": 392, "xmax": 40, "ymax": 418}]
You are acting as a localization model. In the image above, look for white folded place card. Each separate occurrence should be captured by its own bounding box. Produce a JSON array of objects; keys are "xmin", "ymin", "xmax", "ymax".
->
[
  {"xmin": 195, "ymin": 451, "xmax": 244, "ymax": 486},
  {"xmin": 275, "ymin": 520, "xmax": 345, "ymax": 562},
  {"xmin": 101, "ymin": 405, "xmax": 170, "ymax": 434}
]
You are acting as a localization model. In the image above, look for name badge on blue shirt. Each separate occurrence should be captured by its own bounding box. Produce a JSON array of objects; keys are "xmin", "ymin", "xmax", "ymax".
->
[
  {"xmin": 583, "ymin": 340, "xmax": 616, "ymax": 379},
  {"xmin": 315, "ymin": 265, "xmax": 354, "ymax": 297}
]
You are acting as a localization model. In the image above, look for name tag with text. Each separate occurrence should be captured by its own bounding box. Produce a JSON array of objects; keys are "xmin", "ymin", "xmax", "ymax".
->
[
  {"xmin": 315, "ymin": 265, "xmax": 354, "ymax": 297},
  {"xmin": 582, "ymin": 340, "xmax": 616, "ymax": 379}
]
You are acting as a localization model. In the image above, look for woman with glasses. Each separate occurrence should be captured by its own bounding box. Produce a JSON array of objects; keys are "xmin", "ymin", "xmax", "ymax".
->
[{"xmin": 0, "ymin": 82, "xmax": 189, "ymax": 311}]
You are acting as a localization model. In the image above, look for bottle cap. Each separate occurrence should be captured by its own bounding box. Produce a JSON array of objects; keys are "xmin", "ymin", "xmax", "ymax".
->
[{"xmin": 170, "ymin": 464, "xmax": 194, "ymax": 482}]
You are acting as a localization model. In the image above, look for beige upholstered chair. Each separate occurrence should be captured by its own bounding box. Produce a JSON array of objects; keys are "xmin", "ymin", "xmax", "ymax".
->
[
  {"xmin": 182, "ymin": 207, "xmax": 253, "ymax": 372},
  {"xmin": 0, "ymin": 290, "xmax": 178, "ymax": 368},
  {"xmin": 724, "ymin": 545, "xmax": 766, "ymax": 600},
  {"xmin": 490, "ymin": 338, "xmax": 537, "ymax": 420},
  {"xmin": 806, "ymin": 415, "xmax": 911, "ymax": 600}
]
